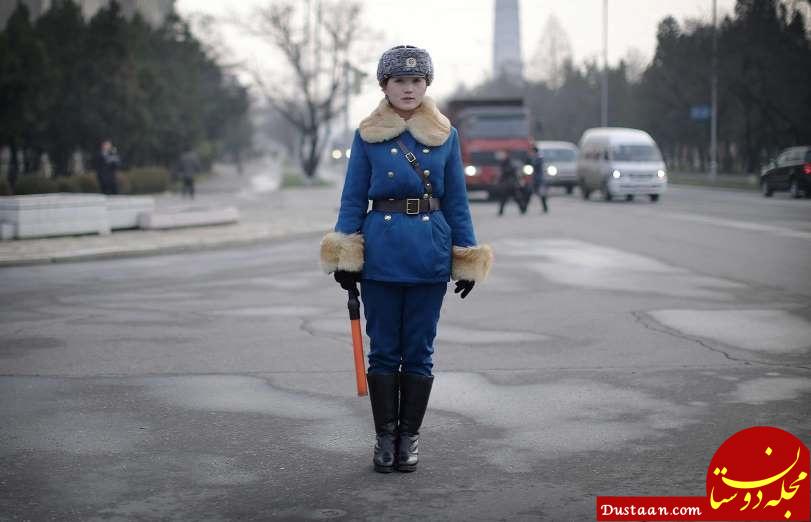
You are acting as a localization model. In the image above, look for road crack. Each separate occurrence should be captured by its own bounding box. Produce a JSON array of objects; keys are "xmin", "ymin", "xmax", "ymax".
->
[{"xmin": 631, "ymin": 311, "xmax": 810, "ymax": 372}]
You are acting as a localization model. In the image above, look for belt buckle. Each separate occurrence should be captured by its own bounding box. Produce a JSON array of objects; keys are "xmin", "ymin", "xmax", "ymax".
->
[
  {"xmin": 406, "ymin": 198, "xmax": 420, "ymax": 215},
  {"xmin": 405, "ymin": 152, "xmax": 416, "ymax": 163}
]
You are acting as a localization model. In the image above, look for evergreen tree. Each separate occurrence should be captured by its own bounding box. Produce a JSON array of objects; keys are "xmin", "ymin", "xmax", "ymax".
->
[
  {"xmin": 0, "ymin": 3, "xmax": 49, "ymax": 181},
  {"xmin": 35, "ymin": 0, "xmax": 88, "ymax": 176},
  {"xmin": 0, "ymin": 0, "xmax": 252, "ymax": 185}
]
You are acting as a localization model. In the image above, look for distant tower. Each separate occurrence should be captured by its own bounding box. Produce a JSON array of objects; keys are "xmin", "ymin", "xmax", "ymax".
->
[{"xmin": 493, "ymin": 0, "xmax": 524, "ymax": 81}]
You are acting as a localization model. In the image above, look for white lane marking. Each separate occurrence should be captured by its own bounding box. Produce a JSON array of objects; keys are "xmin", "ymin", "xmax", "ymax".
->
[
  {"xmin": 429, "ymin": 373, "xmax": 699, "ymax": 469},
  {"xmin": 145, "ymin": 375, "xmax": 368, "ymax": 453},
  {"xmin": 659, "ymin": 212, "xmax": 811, "ymax": 241},
  {"xmin": 497, "ymin": 239, "xmax": 744, "ymax": 300},
  {"xmin": 730, "ymin": 377, "xmax": 811, "ymax": 404},
  {"xmin": 550, "ymin": 190, "xmax": 811, "ymax": 239},
  {"xmin": 649, "ymin": 309, "xmax": 811, "ymax": 354}
]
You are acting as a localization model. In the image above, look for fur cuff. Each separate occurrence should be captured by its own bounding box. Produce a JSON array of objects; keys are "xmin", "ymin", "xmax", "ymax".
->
[
  {"xmin": 452, "ymin": 244, "xmax": 493, "ymax": 282},
  {"xmin": 320, "ymin": 232, "xmax": 364, "ymax": 273},
  {"xmin": 359, "ymin": 96, "xmax": 451, "ymax": 146}
]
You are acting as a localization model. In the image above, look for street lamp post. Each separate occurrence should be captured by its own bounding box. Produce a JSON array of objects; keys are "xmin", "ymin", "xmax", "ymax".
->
[
  {"xmin": 344, "ymin": 61, "xmax": 350, "ymax": 137},
  {"xmin": 601, "ymin": 0, "xmax": 608, "ymax": 127},
  {"xmin": 710, "ymin": 0, "xmax": 718, "ymax": 181}
]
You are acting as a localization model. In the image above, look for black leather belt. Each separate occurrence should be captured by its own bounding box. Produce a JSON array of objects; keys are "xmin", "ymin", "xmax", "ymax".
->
[{"xmin": 372, "ymin": 197, "xmax": 441, "ymax": 215}]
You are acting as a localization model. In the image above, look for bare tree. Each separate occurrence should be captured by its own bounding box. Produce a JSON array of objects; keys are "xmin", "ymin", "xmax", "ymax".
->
[
  {"xmin": 527, "ymin": 14, "xmax": 573, "ymax": 89},
  {"xmin": 784, "ymin": 0, "xmax": 811, "ymax": 36},
  {"xmin": 239, "ymin": 1, "xmax": 363, "ymax": 179},
  {"xmin": 622, "ymin": 47, "xmax": 648, "ymax": 83}
]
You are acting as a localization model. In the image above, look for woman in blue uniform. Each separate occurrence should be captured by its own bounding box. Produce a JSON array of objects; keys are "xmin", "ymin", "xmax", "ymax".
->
[{"xmin": 320, "ymin": 45, "xmax": 493, "ymax": 473}]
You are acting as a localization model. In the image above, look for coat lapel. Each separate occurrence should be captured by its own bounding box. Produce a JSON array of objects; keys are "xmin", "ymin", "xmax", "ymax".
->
[{"xmin": 359, "ymin": 96, "xmax": 451, "ymax": 146}]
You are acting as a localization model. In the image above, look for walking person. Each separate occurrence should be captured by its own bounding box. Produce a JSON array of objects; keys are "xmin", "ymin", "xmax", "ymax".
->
[
  {"xmin": 531, "ymin": 145, "xmax": 549, "ymax": 213},
  {"xmin": 320, "ymin": 45, "xmax": 492, "ymax": 473},
  {"xmin": 496, "ymin": 150, "xmax": 527, "ymax": 216},
  {"xmin": 178, "ymin": 150, "xmax": 200, "ymax": 199},
  {"xmin": 94, "ymin": 139, "xmax": 121, "ymax": 195}
]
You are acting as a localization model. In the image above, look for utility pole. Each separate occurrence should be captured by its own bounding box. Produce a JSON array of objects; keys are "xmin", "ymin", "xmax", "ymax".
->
[
  {"xmin": 601, "ymin": 0, "xmax": 608, "ymax": 127},
  {"xmin": 709, "ymin": 0, "xmax": 718, "ymax": 181},
  {"xmin": 344, "ymin": 61, "xmax": 350, "ymax": 136},
  {"xmin": 314, "ymin": 0, "xmax": 321, "ymax": 95}
]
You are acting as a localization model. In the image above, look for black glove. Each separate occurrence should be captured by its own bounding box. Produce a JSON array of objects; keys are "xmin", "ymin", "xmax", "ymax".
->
[
  {"xmin": 334, "ymin": 270, "xmax": 361, "ymax": 291},
  {"xmin": 454, "ymin": 280, "xmax": 475, "ymax": 299}
]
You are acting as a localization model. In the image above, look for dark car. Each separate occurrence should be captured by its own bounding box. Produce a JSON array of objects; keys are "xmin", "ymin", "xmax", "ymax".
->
[{"xmin": 761, "ymin": 146, "xmax": 811, "ymax": 198}]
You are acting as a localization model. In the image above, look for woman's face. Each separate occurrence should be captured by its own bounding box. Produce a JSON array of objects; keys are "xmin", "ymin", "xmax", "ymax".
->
[{"xmin": 383, "ymin": 76, "xmax": 427, "ymax": 113}]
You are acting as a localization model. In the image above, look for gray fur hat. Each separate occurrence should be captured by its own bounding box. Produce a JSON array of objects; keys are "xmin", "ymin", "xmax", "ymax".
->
[{"xmin": 376, "ymin": 45, "xmax": 433, "ymax": 86}]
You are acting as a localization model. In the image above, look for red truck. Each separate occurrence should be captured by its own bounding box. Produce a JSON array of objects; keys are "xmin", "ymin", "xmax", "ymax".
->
[{"xmin": 446, "ymin": 98, "xmax": 535, "ymax": 199}]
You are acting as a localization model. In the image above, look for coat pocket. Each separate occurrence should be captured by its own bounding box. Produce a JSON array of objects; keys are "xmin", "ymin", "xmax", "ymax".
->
[
  {"xmin": 434, "ymin": 211, "xmax": 452, "ymax": 238},
  {"xmin": 362, "ymin": 210, "xmax": 389, "ymax": 256},
  {"xmin": 429, "ymin": 212, "xmax": 452, "ymax": 277}
]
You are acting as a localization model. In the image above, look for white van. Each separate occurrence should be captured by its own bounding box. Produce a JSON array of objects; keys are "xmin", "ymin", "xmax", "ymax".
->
[
  {"xmin": 536, "ymin": 141, "xmax": 579, "ymax": 194},
  {"xmin": 576, "ymin": 127, "xmax": 667, "ymax": 202}
]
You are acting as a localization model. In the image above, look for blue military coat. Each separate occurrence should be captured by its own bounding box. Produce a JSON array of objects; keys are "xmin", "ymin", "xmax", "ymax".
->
[{"xmin": 333, "ymin": 100, "xmax": 478, "ymax": 284}]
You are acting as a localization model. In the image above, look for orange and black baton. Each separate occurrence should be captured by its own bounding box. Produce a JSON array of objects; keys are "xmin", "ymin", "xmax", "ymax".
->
[{"xmin": 346, "ymin": 286, "xmax": 367, "ymax": 396}]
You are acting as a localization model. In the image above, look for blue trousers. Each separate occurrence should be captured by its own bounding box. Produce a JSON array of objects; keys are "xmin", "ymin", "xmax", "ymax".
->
[{"xmin": 360, "ymin": 280, "xmax": 447, "ymax": 377}]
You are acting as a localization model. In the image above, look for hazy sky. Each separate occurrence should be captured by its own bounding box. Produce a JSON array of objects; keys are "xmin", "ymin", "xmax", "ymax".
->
[{"xmin": 176, "ymin": 0, "xmax": 736, "ymax": 125}]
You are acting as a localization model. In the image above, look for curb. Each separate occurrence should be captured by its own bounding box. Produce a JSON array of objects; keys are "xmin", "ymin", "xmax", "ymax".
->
[{"xmin": 0, "ymin": 228, "xmax": 326, "ymax": 268}]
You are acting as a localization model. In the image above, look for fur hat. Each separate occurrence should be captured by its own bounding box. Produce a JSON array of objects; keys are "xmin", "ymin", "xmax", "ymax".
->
[{"xmin": 377, "ymin": 45, "xmax": 433, "ymax": 86}]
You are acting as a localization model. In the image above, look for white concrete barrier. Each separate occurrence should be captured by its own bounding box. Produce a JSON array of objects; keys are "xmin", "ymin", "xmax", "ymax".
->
[
  {"xmin": 0, "ymin": 222, "xmax": 14, "ymax": 241},
  {"xmin": 138, "ymin": 206, "xmax": 239, "ymax": 230},
  {"xmin": 0, "ymin": 194, "xmax": 111, "ymax": 239},
  {"xmin": 106, "ymin": 195, "xmax": 155, "ymax": 230},
  {"xmin": 0, "ymin": 195, "xmax": 239, "ymax": 239}
]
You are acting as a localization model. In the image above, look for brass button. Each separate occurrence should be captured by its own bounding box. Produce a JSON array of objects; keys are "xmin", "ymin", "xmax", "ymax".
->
[
  {"xmin": 390, "ymin": 148, "xmax": 398, "ymax": 155},
  {"xmin": 384, "ymin": 214, "xmax": 392, "ymax": 221},
  {"xmin": 387, "ymin": 171, "xmax": 394, "ymax": 178},
  {"xmin": 422, "ymin": 148, "xmax": 430, "ymax": 154},
  {"xmin": 422, "ymin": 215, "xmax": 430, "ymax": 222},
  {"xmin": 423, "ymin": 169, "xmax": 430, "ymax": 177}
]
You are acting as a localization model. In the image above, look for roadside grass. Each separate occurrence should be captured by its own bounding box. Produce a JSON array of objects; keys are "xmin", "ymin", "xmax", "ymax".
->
[
  {"xmin": 281, "ymin": 162, "xmax": 333, "ymax": 188},
  {"xmin": 669, "ymin": 172, "xmax": 758, "ymax": 191}
]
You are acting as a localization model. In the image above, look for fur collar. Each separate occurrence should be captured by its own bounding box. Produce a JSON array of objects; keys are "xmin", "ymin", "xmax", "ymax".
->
[{"xmin": 359, "ymin": 96, "xmax": 451, "ymax": 146}]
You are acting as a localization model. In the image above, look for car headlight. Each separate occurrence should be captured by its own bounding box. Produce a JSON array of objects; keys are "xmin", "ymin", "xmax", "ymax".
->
[
  {"xmin": 612, "ymin": 169, "xmax": 621, "ymax": 179},
  {"xmin": 464, "ymin": 165, "xmax": 477, "ymax": 176},
  {"xmin": 657, "ymin": 169, "xmax": 666, "ymax": 178},
  {"xmin": 345, "ymin": 149, "xmax": 351, "ymax": 159},
  {"xmin": 547, "ymin": 165, "xmax": 558, "ymax": 176},
  {"xmin": 523, "ymin": 165, "xmax": 534, "ymax": 175},
  {"xmin": 331, "ymin": 149, "xmax": 342, "ymax": 159}
]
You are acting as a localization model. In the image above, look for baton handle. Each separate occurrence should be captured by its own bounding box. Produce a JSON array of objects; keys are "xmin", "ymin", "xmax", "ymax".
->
[
  {"xmin": 347, "ymin": 286, "xmax": 367, "ymax": 396},
  {"xmin": 348, "ymin": 287, "xmax": 360, "ymax": 320},
  {"xmin": 350, "ymin": 318, "xmax": 367, "ymax": 396}
]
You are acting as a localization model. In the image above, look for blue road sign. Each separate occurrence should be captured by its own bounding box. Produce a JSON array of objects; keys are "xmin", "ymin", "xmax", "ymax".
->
[{"xmin": 690, "ymin": 105, "xmax": 711, "ymax": 120}]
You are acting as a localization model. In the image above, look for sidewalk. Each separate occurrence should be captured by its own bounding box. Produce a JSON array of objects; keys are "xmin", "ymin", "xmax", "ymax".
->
[{"xmin": 0, "ymin": 159, "xmax": 344, "ymax": 266}]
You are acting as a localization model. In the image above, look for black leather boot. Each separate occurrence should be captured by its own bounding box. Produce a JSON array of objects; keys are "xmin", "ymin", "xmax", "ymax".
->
[
  {"xmin": 397, "ymin": 373, "xmax": 434, "ymax": 472},
  {"xmin": 366, "ymin": 372, "xmax": 399, "ymax": 473}
]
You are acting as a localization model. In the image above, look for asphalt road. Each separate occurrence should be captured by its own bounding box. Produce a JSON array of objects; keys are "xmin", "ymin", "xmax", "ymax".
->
[{"xmin": 1, "ymin": 185, "xmax": 810, "ymax": 520}]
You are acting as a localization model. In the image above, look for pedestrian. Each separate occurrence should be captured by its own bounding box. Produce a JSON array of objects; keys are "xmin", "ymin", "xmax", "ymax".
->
[
  {"xmin": 496, "ymin": 150, "xmax": 528, "ymax": 215},
  {"xmin": 531, "ymin": 145, "xmax": 549, "ymax": 213},
  {"xmin": 94, "ymin": 139, "xmax": 121, "ymax": 195},
  {"xmin": 320, "ymin": 45, "xmax": 493, "ymax": 474},
  {"xmin": 178, "ymin": 150, "xmax": 200, "ymax": 199}
]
